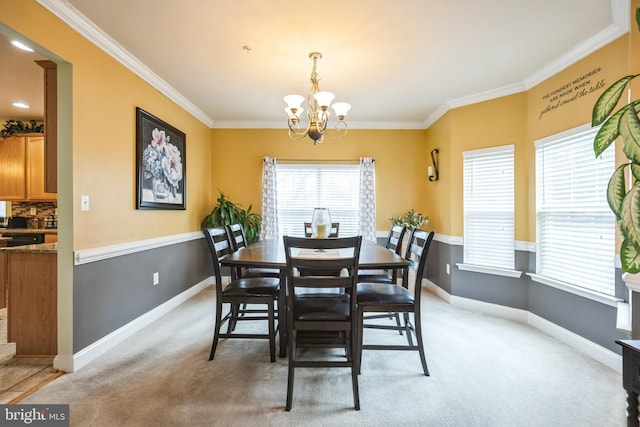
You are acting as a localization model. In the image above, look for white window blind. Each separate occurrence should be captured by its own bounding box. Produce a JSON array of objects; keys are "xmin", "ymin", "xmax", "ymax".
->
[
  {"xmin": 535, "ymin": 124, "xmax": 615, "ymax": 295},
  {"xmin": 276, "ymin": 164, "xmax": 360, "ymax": 238},
  {"xmin": 463, "ymin": 145, "xmax": 515, "ymax": 269}
]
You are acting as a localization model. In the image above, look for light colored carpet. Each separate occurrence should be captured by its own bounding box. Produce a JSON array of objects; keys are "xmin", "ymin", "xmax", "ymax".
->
[{"xmin": 22, "ymin": 287, "xmax": 625, "ymax": 426}]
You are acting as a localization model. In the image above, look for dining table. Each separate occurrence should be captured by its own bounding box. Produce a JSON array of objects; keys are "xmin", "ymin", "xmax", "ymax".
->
[{"xmin": 221, "ymin": 238, "xmax": 410, "ymax": 357}]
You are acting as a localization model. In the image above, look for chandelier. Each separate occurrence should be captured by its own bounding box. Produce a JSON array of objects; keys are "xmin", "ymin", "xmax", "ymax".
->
[{"xmin": 284, "ymin": 52, "xmax": 351, "ymax": 145}]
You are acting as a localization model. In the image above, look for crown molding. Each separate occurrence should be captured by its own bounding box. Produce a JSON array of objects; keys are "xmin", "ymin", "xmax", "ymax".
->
[
  {"xmin": 422, "ymin": 0, "xmax": 629, "ymax": 128},
  {"xmin": 211, "ymin": 120, "xmax": 426, "ymax": 130},
  {"xmin": 36, "ymin": 0, "xmax": 629, "ymax": 132},
  {"xmin": 36, "ymin": 0, "xmax": 215, "ymax": 128}
]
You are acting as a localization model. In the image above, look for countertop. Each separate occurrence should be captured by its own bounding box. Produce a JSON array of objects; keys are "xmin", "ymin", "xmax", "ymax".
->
[
  {"xmin": 0, "ymin": 242, "xmax": 57, "ymax": 253},
  {"xmin": 0, "ymin": 228, "xmax": 58, "ymax": 234}
]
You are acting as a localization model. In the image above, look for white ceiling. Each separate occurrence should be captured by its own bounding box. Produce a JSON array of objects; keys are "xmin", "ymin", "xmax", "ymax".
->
[{"xmin": 1, "ymin": 0, "xmax": 629, "ymax": 129}]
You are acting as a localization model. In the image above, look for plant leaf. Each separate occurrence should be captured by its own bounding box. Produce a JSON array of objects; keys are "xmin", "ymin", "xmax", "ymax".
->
[
  {"xmin": 607, "ymin": 163, "xmax": 628, "ymax": 218},
  {"xmin": 636, "ymin": 6, "xmax": 640, "ymax": 32},
  {"xmin": 621, "ymin": 238, "xmax": 640, "ymax": 273},
  {"xmin": 592, "ymin": 75, "xmax": 638, "ymax": 126},
  {"xmin": 632, "ymin": 163, "xmax": 640, "ymax": 181},
  {"xmin": 619, "ymin": 106, "xmax": 640, "ymax": 163},
  {"xmin": 594, "ymin": 101, "xmax": 640, "ymax": 157},
  {"xmin": 620, "ymin": 182, "xmax": 640, "ymax": 257}
]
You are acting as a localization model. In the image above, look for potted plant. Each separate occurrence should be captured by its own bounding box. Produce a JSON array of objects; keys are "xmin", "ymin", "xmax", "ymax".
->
[
  {"xmin": 389, "ymin": 209, "xmax": 429, "ymax": 231},
  {"xmin": 591, "ymin": 7, "xmax": 640, "ymax": 273},
  {"xmin": 201, "ymin": 191, "xmax": 262, "ymax": 244}
]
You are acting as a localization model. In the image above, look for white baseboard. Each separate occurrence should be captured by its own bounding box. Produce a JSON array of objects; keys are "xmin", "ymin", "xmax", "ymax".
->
[
  {"xmin": 424, "ymin": 280, "xmax": 622, "ymax": 373},
  {"xmin": 54, "ymin": 277, "xmax": 213, "ymax": 373}
]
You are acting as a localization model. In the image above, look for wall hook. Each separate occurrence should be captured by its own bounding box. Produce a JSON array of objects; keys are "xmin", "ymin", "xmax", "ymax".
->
[{"xmin": 428, "ymin": 148, "xmax": 439, "ymax": 182}]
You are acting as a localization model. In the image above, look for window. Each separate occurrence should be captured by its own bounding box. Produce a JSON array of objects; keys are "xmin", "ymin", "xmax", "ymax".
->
[
  {"xmin": 276, "ymin": 163, "xmax": 360, "ymax": 238},
  {"xmin": 462, "ymin": 145, "xmax": 515, "ymax": 270},
  {"xmin": 535, "ymin": 124, "xmax": 615, "ymax": 296},
  {"xmin": 0, "ymin": 201, "xmax": 5, "ymax": 217}
]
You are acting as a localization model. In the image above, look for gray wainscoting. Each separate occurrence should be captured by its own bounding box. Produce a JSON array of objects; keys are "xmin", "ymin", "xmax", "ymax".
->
[
  {"xmin": 426, "ymin": 239, "xmax": 627, "ymax": 353},
  {"xmin": 73, "ymin": 238, "xmax": 211, "ymax": 352}
]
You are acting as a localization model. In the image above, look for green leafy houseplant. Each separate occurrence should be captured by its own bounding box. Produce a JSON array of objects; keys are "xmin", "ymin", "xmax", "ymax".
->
[
  {"xmin": 592, "ymin": 8, "xmax": 640, "ymax": 273},
  {"xmin": 389, "ymin": 209, "xmax": 429, "ymax": 231},
  {"xmin": 201, "ymin": 191, "xmax": 262, "ymax": 244}
]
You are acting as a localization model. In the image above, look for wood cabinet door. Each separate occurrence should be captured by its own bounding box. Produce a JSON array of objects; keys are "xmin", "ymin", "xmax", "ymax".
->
[
  {"xmin": 26, "ymin": 136, "xmax": 57, "ymax": 201},
  {"xmin": 0, "ymin": 136, "xmax": 26, "ymax": 200}
]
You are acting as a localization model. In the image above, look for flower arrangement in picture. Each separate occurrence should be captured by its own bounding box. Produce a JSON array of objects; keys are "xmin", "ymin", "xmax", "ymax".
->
[
  {"xmin": 142, "ymin": 127, "xmax": 183, "ymax": 198},
  {"xmin": 389, "ymin": 209, "xmax": 429, "ymax": 231}
]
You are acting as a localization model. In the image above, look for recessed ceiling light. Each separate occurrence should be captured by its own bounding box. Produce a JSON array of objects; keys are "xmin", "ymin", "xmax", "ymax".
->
[
  {"xmin": 10, "ymin": 40, "xmax": 34, "ymax": 52},
  {"xmin": 12, "ymin": 102, "xmax": 30, "ymax": 109}
]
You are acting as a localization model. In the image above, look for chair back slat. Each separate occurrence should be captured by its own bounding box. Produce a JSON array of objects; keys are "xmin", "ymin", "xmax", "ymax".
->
[
  {"xmin": 284, "ymin": 236, "xmax": 362, "ymax": 296},
  {"xmin": 386, "ymin": 225, "xmax": 406, "ymax": 255},
  {"xmin": 226, "ymin": 223, "xmax": 249, "ymax": 251},
  {"xmin": 403, "ymin": 229, "xmax": 435, "ymax": 299},
  {"xmin": 202, "ymin": 226, "xmax": 234, "ymax": 289}
]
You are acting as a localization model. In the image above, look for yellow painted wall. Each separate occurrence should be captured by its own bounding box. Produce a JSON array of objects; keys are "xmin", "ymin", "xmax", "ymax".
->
[
  {"xmin": 526, "ymin": 36, "xmax": 629, "ymax": 241},
  {"xmin": 1, "ymin": 0, "xmax": 214, "ymax": 250},
  {"xmin": 426, "ymin": 93, "xmax": 528, "ymax": 238},
  {"xmin": 425, "ymin": 33, "xmax": 630, "ymax": 243},
  {"xmin": 210, "ymin": 129, "xmax": 429, "ymax": 231},
  {"xmin": 424, "ymin": 113, "xmax": 452, "ymax": 235}
]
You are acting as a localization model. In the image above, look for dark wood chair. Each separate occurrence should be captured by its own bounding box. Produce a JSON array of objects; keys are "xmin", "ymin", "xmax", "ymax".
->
[
  {"xmin": 202, "ymin": 226, "xmax": 279, "ymax": 362},
  {"xmin": 225, "ymin": 223, "xmax": 280, "ymax": 279},
  {"xmin": 357, "ymin": 224, "xmax": 406, "ymax": 283},
  {"xmin": 357, "ymin": 225, "xmax": 407, "ymax": 334},
  {"xmin": 303, "ymin": 222, "xmax": 340, "ymax": 238},
  {"xmin": 356, "ymin": 228, "xmax": 435, "ymax": 376},
  {"xmin": 283, "ymin": 235, "xmax": 362, "ymax": 411}
]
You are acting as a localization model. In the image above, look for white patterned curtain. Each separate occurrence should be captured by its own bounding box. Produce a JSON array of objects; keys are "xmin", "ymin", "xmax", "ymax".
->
[
  {"xmin": 358, "ymin": 157, "xmax": 376, "ymax": 242},
  {"xmin": 261, "ymin": 157, "xmax": 279, "ymax": 240}
]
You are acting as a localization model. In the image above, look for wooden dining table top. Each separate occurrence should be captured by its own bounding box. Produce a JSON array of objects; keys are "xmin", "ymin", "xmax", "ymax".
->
[{"xmin": 221, "ymin": 238, "xmax": 409, "ymax": 270}]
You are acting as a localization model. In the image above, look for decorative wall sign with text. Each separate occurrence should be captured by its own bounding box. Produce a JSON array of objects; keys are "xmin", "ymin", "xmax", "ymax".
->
[{"xmin": 538, "ymin": 67, "xmax": 605, "ymax": 120}]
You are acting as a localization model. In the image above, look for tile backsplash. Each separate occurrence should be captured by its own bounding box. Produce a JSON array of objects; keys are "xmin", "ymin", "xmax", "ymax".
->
[{"xmin": 11, "ymin": 201, "xmax": 57, "ymax": 220}]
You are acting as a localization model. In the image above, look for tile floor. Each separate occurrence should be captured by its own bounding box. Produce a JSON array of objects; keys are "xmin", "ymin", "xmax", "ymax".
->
[{"xmin": 0, "ymin": 308, "xmax": 59, "ymax": 403}]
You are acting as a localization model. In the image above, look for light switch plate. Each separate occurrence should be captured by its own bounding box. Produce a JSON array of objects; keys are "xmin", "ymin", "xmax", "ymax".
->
[{"xmin": 81, "ymin": 195, "xmax": 90, "ymax": 211}]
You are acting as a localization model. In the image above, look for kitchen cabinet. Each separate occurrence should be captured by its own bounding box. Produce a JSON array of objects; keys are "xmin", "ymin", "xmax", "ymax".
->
[
  {"xmin": 7, "ymin": 247, "xmax": 57, "ymax": 356},
  {"xmin": 26, "ymin": 136, "xmax": 56, "ymax": 200},
  {"xmin": 0, "ymin": 136, "xmax": 26, "ymax": 200},
  {"xmin": 0, "ymin": 134, "xmax": 56, "ymax": 201},
  {"xmin": 0, "ymin": 251, "xmax": 6, "ymax": 309}
]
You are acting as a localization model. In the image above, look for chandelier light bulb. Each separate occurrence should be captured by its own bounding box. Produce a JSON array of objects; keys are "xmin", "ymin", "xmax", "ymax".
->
[
  {"xmin": 331, "ymin": 102, "xmax": 351, "ymax": 120},
  {"xmin": 313, "ymin": 91, "xmax": 335, "ymax": 109},
  {"xmin": 284, "ymin": 94, "xmax": 304, "ymax": 110}
]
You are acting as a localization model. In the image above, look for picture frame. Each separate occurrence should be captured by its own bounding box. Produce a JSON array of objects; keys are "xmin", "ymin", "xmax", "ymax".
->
[{"xmin": 136, "ymin": 107, "xmax": 186, "ymax": 210}]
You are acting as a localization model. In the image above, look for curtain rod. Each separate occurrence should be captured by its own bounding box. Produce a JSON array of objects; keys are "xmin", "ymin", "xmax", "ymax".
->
[{"xmin": 273, "ymin": 158, "xmax": 372, "ymax": 164}]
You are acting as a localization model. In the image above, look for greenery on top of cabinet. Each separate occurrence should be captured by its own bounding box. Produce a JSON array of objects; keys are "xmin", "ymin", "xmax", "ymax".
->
[{"xmin": 0, "ymin": 120, "xmax": 44, "ymax": 138}]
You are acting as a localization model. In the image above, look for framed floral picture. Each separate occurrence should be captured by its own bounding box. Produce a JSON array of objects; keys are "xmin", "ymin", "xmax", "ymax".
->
[{"xmin": 136, "ymin": 107, "xmax": 186, "ymax": 210}]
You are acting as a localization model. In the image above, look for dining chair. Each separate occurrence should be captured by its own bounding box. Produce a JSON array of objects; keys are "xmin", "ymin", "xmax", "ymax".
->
[
  {"xmin": 303, "ymin": 222, "xmax": 340, "ymax": 238},
  {"xmin": 357, "ymin": 225, "xmax": 407, "ymax": 335},
  {"xmin": 202, "ymin": 226, "xmax": 280, "ymax": 362},
  {"xmin": 226, "ymin": 223, "xmax": 280, "ymax": 279},
  {"xmin": 357, "ymin": 224, "xmax": 407, "ymax": 283},
  {"xmin": 356, "ymin": 228, "xmax": 435, "ymax": 376},
  {"xmin": 283, "ymin": 235, "xmax": 362, "ymax": 411}
]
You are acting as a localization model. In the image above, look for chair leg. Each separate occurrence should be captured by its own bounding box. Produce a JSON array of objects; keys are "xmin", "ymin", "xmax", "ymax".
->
[
  {"xmin": 413, "ymin": 310, "xmax": 430, "ymax": 376},
  {"xmin": 228, "ymin": 303, "xmax": 239, "ymax": 333},
  {"xmin": 403, "ymin": 312, "xmax": 414, "ymax": 346},
  {"xmin": 209, "ymin": 299, "xmax": 224, "ymax": 361},
  {"xmin": 268, "ymin": 300, "xmax": 276, "ymax": 363},
  {"xmin": 394, "ymin": 312, "xmax": 403, "ymax": 335},
  {"xmin": 350, "ymin": 330, "xmax": 360, "ymax": 410},
  {"xmin": 357, "ymin": 308, "xmax": 363, "ymax": 375},
  {"xmin": 286, "ymin": 330, "xmax": 296, "ymax": 411}
]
